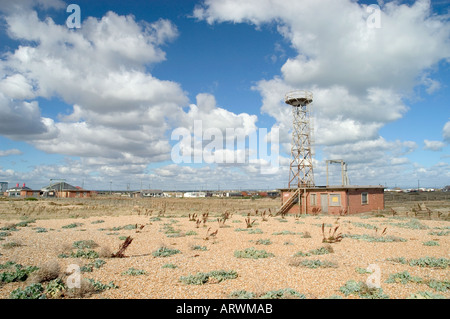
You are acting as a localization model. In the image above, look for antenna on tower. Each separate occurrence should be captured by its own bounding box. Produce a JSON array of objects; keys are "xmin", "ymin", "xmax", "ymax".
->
[{"xmin": 285, "ymin": 90, "xmax": 315, "ymax": 189}]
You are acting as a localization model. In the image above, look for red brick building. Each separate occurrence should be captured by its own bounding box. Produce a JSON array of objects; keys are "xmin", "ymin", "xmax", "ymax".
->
[
  {"xmin": 279, "ymin": 186, "xmax": 385, "ymax": 215},
  {"xmin": 4, "ymin": 182, "xmax": 94, "ymax": 198},
  {"xmin": 41, "ymin": 182, "xmax": 93, "ymax": 198}
]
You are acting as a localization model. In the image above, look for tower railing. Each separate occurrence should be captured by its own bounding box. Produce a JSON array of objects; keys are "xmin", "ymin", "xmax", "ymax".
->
[{"xmin": 285, "ymin": 90, "xmax": 315, "ymax": 189}]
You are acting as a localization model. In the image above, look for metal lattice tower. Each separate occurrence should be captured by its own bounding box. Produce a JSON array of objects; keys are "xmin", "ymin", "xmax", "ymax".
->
[{"xmin": 285, "ymin": 90, "xmax": 315, "ymax": 189}]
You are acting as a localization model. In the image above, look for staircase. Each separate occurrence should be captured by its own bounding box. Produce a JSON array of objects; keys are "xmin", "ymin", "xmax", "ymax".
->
[{"xmin": 277, "ymin": 188, "xmax": 300, "ymax": 215}]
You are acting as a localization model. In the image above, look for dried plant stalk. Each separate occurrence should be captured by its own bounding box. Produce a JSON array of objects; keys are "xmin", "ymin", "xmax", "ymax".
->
[
  {"xmin": 204, "ymin": 227, "xmax": 218, "ymax": 240},
  {"xmin": 112, "ymin": 236, "xmax": 133, "ymax": 258},
  {"xmin": 245, "ymin": 217, "xmax": 256, "ymax": 228},
  {"xmin": 322, "ymin": 223, "xmax": 342, "ymax": 243}
]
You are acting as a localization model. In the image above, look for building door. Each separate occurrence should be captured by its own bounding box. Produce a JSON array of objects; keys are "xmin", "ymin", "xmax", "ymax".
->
[{"xmin": 320, "ymin": 193, "xmax": 328, "ymax": 213}]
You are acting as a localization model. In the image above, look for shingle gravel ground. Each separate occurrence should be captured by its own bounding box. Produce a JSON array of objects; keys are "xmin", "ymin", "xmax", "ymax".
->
[{"xmin": 0, "ymin": 213, "xmax": 448, "ymax": 299}]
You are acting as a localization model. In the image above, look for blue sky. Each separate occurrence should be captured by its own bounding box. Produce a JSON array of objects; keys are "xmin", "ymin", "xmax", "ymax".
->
[{"xmin": 0, "ymin": 0, "xmax": 449, "ymax": 191}]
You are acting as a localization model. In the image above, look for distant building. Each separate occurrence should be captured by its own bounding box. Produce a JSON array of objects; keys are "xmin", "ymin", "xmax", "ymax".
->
[
  {"xmin": 6, "ymin": 183, "xmax": 30, "ymax": 197},
  {"xmin": 226, "ymin": 192, "xmax": 243, "ymax": 197},
  {"xmin": 140, "ymin": 189, "xmax": 164, "ymax": 197},
  {"xmin": 5, "ymin": 183, "xmax": 40, "ymax": 198},
  {"xmin": 211, "ymin": 192, "xmax": 224, "ymax": 197},
  {"xmin": 41, "ymin": 182, "xmax": 93, "ymax": 198},
  {"xmin": 0, "ymin": 182, "xmax": 8, "ymax": 195},
  {"xmin": 184, "ymin": 192, "xmax": 206, "ymax": 198},
  {"xmin": 163, "ymin": 191, "xmax": 184, "ymax": 198},
  {"xmin": 266, "ymin": 191, "xmax": 280, "ymax": 198}
]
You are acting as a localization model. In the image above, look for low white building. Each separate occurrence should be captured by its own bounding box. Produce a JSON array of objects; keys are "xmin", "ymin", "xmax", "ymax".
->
[
  {"xmin": 183, "ymin": 192, "xmax": 206, "ymax": 198},
  {"xmin": 140, "ymin": 189, "xmax": 163, "ymax": 197}
]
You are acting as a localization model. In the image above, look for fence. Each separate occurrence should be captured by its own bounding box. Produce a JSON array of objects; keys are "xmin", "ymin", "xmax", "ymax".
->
[{"xmin": 384, "ymin": 192, "xmax": 450, "ymax": 203}]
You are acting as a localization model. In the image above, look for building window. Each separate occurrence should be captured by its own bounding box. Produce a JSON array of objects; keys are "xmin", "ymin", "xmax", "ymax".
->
[
  {"xmin": 362, "ymin": 192, "xmax": 368, "ymax": 205},
  {"xmin": 329, "ymin": 194, "xmax": 341, "ymax": 206},
  {"xmin": 310, "ymin": 193, "xmax": 317, "ymax": 206}
]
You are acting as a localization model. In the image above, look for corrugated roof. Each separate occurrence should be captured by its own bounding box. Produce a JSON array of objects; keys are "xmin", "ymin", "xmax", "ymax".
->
[{"xmin": 42, "ymin": 182, "xmax": 79, "ymax": 191}]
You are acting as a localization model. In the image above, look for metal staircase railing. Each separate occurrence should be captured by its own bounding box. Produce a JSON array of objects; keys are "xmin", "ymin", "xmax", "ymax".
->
[{"xmin": 277, "ymin": 188, "xmax": 300, "ymax": 215}]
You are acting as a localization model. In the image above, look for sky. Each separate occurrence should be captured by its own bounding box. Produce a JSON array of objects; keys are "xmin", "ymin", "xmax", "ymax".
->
[{"xmin": 0, "ymin": 0, "xmax": 449, "ymax": 191}]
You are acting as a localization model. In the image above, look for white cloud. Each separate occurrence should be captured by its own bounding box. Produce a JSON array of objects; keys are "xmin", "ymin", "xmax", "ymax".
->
[
  {"xmin": 421, "ymin": 75, "xmax": 441, "ymax": 94},
  {"xmin": 196, "ymin": 0, "xmax": 450, "ymax": 114},
  {"xmin": 0, "ymin": 0, "xmax": 65, "ymax": 14},
  {"xmin": 0, "ymin": 74, "xmax": 35, "ymax": 100},
  {"xmin": 323, "ymin": 137, "xmax": 418, "ymax": 164},
  {"xmin": 423, "ymin": 139, "xmax": 446, "ymax": 151},
  {"xmin": 443, "ymin": 120, "xmax": 450, "ymax": 143},
  {"xmin": 196, "ymin": 0, "xmax": 450, "ymax": 91},
  {"xmin": 3, "ymin": 11, "xmax": 183, "ymax": 106},
  {"xmin": 390, "ymin": 157, "xmax": 409, "ymax": 166},
  {"xmin": 182, "ymin": 93, "xmax": 258, "ymax": 137},
  {"xmin": 0, "ymin": 9, "xmax": 189, "ymax": 164},
  {"xmin": 0, "ymin": 149, "xmax": 22, "ymax": 157},
  {"xmin": 0, "ymin": 93, "xmax": 47, "ymax": 136},
  {"xmin": 169, "ymin": 93, "xmax": 264, "ymax": 169}
]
